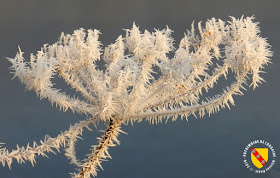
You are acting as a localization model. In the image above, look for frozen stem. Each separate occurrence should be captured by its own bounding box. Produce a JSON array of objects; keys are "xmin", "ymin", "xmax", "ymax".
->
[{"xmin": 75, "ymin": 119, "xmax": 124, "ymax": 178}]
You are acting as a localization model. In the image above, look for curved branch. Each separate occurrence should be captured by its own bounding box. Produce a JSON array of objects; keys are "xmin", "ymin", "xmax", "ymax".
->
[
  {"xmin": 128, "ymin": 71, "xmax": 247, "ymax": 123},
  {"xmin": 57, "ymin": 69, "xmax": 100, "ymax": 107},
  {"xmin": 76, "ymin": 69, "xmax": 103, "ymax": 104},
  {"xmin": 8, "ymin": 51, "xmax": 97, "ymax": 115},
  {"xmin": 138, "ymin": 64, "xmax": 229, "ymax": 114},
  {"xmin": 0, "ymin": 116, "xmax": 97, "ymax": 168}
]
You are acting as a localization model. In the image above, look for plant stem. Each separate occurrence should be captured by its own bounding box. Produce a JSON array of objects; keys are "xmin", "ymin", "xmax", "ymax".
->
[{"xmin": 75, "ymin": 119, "xmax": 123, "ymax": 178}]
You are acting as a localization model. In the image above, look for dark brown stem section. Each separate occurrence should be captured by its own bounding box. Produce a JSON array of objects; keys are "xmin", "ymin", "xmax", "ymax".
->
[{"xmin": 76, "ymin": 119, "xmax": 122, "ymax": 178}]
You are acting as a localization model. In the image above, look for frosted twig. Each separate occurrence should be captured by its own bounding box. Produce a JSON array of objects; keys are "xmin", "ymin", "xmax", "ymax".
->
[{"xmin": 74, "ymin": 119, "xmax": 124, "ymax": 178}]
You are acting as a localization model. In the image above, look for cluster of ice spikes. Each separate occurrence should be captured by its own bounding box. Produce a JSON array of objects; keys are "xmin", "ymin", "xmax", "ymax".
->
[{"xmin": 1, "ymin": 16, "xmax": 272, "ymax": 177}]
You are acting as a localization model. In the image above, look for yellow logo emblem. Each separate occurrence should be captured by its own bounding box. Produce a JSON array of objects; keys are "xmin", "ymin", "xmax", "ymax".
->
[{"xmin": 251, "ymin": 148, "xmax": 268, "ymax": 169}]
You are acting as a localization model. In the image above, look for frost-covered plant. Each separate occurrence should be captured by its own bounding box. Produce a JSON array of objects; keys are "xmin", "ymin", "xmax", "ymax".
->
[{"xmin": 1, "ymin": 16, "xmax": 272, "ymax": 177}]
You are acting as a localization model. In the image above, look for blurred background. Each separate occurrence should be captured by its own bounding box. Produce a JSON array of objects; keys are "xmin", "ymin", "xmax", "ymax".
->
[{"xmin": 0, "ymin": 0, "xmax": 279, "ymax": 177}]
